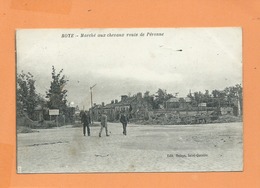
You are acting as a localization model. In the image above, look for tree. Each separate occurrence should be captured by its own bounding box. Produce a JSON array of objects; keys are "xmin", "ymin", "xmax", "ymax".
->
[
  {"xmin": 154, "ymin": 89, "xmax": 166, "ymax": 109},
  {"xmin": 211, "ymin": 89, "xmax": 222, "ymax": 107},
  {"xmin": 144, "ymin": 91, "xmax": 150, "ymax": 98},
  {"xmin": 223, "ymin": 84, "xmax": 243, "ymax": 114},
  {"xmin": 143, "ymin": 91, "xmax": 156, "ymax": 109},
  {"xmin": 154, "ymin": 89, "xmax": 174, "ymax": 109},
  {"xmin": 193, "ymin": 91, "xmax": 205, "ymax": 105},
  {"xmin": 17, "ymin": 71, "xmax": 37, "ymax": 119},
  {"xmin": 46, "ymin": 66, "xmax": 69, "ymax": 114}
]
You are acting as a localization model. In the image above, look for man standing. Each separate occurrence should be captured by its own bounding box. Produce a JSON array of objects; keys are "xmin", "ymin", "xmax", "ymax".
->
[
  {"xmin": 120, "ymin": 111, "xmax": 129, "ymax": 135},
  {"xmin": 99, "ymin": 111, "xmax": 109, "ymax": 137},
  {"xmin": 81, "ymin": 111, "xmax": 91, "ymax": 136}
]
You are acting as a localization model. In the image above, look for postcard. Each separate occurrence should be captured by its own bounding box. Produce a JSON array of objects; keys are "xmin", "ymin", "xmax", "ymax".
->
[{"xmin": 16, "ymin": 28, "xmax": 242, "ymax": 173}]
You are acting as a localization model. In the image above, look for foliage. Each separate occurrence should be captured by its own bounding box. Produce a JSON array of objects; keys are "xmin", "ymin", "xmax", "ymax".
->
[
  {"xmin": 143, "ymin": 91, "xmax": 156, "ymax": 109},
  {"xmin": 17, "ymin": 126, "xmax": 35, "ymax": 133},
  {"xmin": 186, "ymin": 84, "xmax": 242, "ymax": 110},
  {"xmin": 46, "ymin": 66, "xmax": 69, "ymax": 113},
  {"xmin": 64, "ymin": 107, "xmax": 75, "ymax": 124},
  {"xmin": 153, "ymin": 89, "xmax": 173, "ymax": 109},
  {"xmin": 17, "ymin": 71, "xmax": 38, "ymax": 119},
  {"xmin": 141, "ymin": 84, "xmax": 242, "ymax": 112}
]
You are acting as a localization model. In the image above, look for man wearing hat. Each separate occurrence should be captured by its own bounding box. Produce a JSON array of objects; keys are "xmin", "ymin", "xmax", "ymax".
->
[
  {"xmin": 120, "ymin": 110, "xmax": 129, "ymax": 135},
  {"xmin": 81, "ymin": 111, "xmax": 91, "ymax": 136},
  {"xmin": 99, "ymin": 111, "xmax": 109, "ymax": 137}
]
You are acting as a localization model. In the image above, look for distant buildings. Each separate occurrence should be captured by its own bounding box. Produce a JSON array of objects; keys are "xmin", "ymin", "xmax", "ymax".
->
[
  {"xmin": 90, "ymin": 92, "xmax": 152, "ymax": 122},
  {"xmin": 165, "ymin": 97, "xmax": 192, "ymax": 109},
  {"xmin": 90, "ymin": 90, "xmax": 242, "ymax": 123}
]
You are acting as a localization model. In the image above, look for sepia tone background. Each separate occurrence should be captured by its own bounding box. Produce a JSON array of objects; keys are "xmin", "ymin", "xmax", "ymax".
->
[{"xmin": 0, "ymin": 0, "xmax": 260, "ymax": 187}]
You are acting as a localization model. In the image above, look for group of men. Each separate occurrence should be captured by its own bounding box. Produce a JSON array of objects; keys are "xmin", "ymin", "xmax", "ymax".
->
[{"xmin": 81, "ymin": 111, "xmax": 129, "ymax": 137}]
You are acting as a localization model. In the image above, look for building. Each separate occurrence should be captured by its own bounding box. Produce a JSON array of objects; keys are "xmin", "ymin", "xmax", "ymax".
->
[
  {"xmin": 91, "ymin": 92, "xmax": 153, "ymax": 122},
  {"xmin": 165, "ymin": 97, "xmax": 192, "ymax": 110}
]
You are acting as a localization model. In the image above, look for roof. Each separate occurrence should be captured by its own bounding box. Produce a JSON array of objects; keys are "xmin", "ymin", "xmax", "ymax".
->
[
  {"xmin": 184, "ymin": 97, "xmax": 191, "ymax": 102},
  {"xmin": 166, "ymin": 97, "xmax": 179, "ymax": 102},
  {"xmin": 104, "ymin": 96, "xmax": 136, "ymax": 108},
  {"xmin": 166, "ymin": 97, "xmax": 192, "ymax": 103}
]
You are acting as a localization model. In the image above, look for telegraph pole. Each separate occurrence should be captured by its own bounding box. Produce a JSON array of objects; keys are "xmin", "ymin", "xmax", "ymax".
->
[
  {"xmin": 236, "ymin": 90, "xmax": 241, "ymax": 116},
  {"xmin": 90, "ymin": 84, "xmax": 97, "ymax": 123}
]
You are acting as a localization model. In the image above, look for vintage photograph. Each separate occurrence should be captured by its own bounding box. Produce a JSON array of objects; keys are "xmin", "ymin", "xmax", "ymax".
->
[{"xmin": 16, "ymin": 28, "xmax": 243, "ymax": 173}]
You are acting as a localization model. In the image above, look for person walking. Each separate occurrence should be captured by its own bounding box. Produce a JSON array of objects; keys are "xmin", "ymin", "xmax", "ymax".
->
[
  {"xmin": 81, "ymin": 111, "xmax": 91, "ymax": 136},
  {"xmin": 99, "ymin": 111, "xmax": 109, "ymax": 137},
  {"xmin": 120, "ymin": 111, "xmax": 129, "ymax": 135}
]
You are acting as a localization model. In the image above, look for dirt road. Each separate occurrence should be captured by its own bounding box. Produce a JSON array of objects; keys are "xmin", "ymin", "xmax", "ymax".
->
[{"xmin": 17, "ymin": 122, "xmax": 243, "ymax": 173}]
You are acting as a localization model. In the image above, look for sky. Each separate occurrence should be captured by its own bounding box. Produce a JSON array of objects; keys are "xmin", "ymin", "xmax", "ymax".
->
[{"xmin": 16, "ymin": 28, "xmax": 242, "ymax": 109}]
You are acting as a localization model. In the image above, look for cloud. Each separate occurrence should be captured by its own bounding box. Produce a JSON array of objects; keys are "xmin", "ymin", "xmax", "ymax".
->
[
  {"xmin": 16, "ymin": 28, "xmax": 242, "ymax": 108},
  {"xmin": 94, "ymin": 66, "xmax": 183, "ymax": 83}
]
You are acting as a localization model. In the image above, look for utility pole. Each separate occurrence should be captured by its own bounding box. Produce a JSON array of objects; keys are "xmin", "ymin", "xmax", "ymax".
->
[
  {"xmin": 90, "ymin": 84, "xmax": 97, "ymax": 123},
  {"xmin": 236, "ymin": 90, "xmax": 241, "ymax": 116}
]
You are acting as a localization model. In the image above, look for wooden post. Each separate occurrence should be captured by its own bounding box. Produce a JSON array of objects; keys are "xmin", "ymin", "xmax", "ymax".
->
[{"xmin": 90, "ymin": 84, "xmax": 97, "ymax": 124}]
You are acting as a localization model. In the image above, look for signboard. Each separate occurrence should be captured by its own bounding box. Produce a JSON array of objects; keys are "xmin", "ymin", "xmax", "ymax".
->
[
  {"xmin": 185, "ymin": 97, "xmax": 191, "ymax": 102},
  {"xmin": 49, "ymin": 109, "xmax": 59, "ymax": 116},
  {"xmin": 198, "ymin": 103, "xmax": 207, "ymax": 107}
]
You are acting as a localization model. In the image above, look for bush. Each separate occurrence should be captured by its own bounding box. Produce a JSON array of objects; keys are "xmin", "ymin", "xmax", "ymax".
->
[
  {"xmin": 34, "ymin": 121, "xmax": 56, "ymax": 129},
  {"xmin": 212, "ymin": 115, "xmax": 242, "ymax": 123},
  {"xmin": 17, "ymin": 116, "xmax": 36, "ymax": 128},
  {"xmin": 44, "ymin": 121, "xmax": 57, "ymax": 128},
  {"xmin": 17, "ymin": 126, "xmax": 37, "ymax": 133}
]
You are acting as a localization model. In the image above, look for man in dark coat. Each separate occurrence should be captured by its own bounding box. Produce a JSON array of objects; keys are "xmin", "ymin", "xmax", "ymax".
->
[
  {"xmin": 81, "ymin": 111, "xmax": 91, "ymax": 136},
  {"xmin": 120, "ymin": 111, "xmax": 129, "ymax": 135}
]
